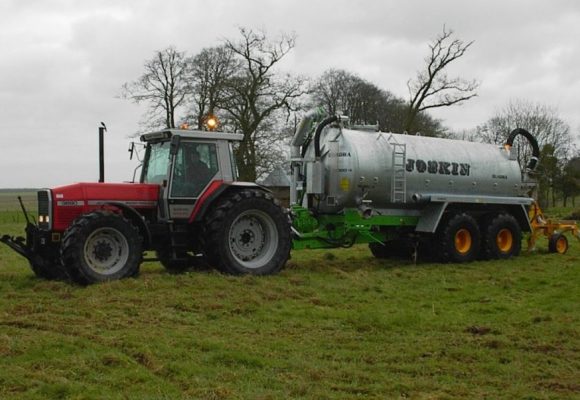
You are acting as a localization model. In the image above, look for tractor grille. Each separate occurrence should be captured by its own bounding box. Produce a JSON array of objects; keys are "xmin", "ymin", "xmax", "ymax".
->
[{"xmin": 37, "ymin": 189, "xmax": 52, "ymax": 229}]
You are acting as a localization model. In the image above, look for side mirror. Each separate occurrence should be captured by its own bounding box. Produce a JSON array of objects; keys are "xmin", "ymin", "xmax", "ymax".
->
[{"xmin": 128, "ymin": 142, "xmax": 135, "ymax": 160}]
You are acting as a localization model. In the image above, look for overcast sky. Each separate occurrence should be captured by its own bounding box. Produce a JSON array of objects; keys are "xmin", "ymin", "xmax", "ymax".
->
[{"xmin": 1, "ymin": 0, "xmax": 579, "ymax": 188}]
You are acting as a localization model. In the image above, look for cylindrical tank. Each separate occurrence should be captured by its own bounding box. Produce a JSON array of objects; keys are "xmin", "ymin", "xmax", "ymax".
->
[{"xmin": 303, "ymin": 126, "xmax": 527, "ymax": 213}]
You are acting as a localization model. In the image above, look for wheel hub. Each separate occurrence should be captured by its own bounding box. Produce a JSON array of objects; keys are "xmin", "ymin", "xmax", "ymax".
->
[
  {"xmin": 83, "ymin": 227, "xmax": 130, "ymax": 275},
  {"xmin": 226, "ymin": 208, "xmax": 280, "ymax": 270},
  {"xmin": 496, "ymin": 228, "xmax": 513, "ymax": 253},
  {"xmin": 93, "ymin": 240, "xmax": 113, "ymax": 262},
  {"xmin": 230, "ymin": 216, "xmax": 265, "ymax": 261},
  {"xmin": 240, "ymin": 230, "xmax": 255, "ymax": 245},
  {"xmin": 556, "ymin": 237, "xmax": 567, "ymax": 253},
  {"xmin": 454, "ymin": 229, "xmax": 472, "ymax": 255}
]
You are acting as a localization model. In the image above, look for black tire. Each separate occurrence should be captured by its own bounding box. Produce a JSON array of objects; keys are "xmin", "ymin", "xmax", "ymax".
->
[
  {"xmin": 435, "ymin": 213, "xmax": 480, "ymax": 263},
  {"xmin": 61, "ymin": 211, "xmax": 143, "ymax": 284},
  {"xmin": 369, "ymin": 240, "xmax": 411, "ymax": 259},
  {"xmin": 481, "ymin": 213, "xmax": 522, "ymax": 259},
  {"xmin": 548, "ymin": 233, "xmax": 568, "ymax": 254},
  {"xmin": 204, "ymin": 189, "xmax": 291, "ymax": 275},
  {"xmin": 29, "ymin": 257, "xmax": 68, "ymax": 280},
  {"xmin": 369, "ymin": 242, "xmax": 390, "ymax": 259}
]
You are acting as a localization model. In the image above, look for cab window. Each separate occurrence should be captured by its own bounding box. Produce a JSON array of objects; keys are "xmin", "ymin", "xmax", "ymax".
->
[
  {"xmin": 142, "ymin": 141, "xmax": 170, "ymax": 184},
  {"xmin": 171, "ymin": 142, "xmax": 219, "ymax": 198}
]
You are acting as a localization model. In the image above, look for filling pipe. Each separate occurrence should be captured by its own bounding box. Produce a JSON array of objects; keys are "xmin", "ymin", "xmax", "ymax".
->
[
  {"xmin": 314, "ymin": 115, "xmax": 339, "ymax": 159},
  {"xmin": 504, "ymin": 128, "xmax": 540, "ymax": 171}
]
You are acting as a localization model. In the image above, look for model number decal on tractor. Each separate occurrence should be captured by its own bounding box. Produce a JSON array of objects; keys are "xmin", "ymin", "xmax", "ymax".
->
[
  {"xmin": 57, "ymin": 200, "xmax": 85, "ymax": 206},
  {"xmin": 406, "ymin": 159, "xmax": 471, "ymax": 176}
]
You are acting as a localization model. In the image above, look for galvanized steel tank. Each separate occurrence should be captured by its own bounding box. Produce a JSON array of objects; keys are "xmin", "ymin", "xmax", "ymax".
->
[{"xmin": 304, "ymin": 126, "xmax": 527, "ymax": 213}]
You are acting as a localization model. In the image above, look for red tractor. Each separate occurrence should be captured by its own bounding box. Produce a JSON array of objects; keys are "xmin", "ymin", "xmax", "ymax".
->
[{"xmin": 1, "ymin": 128, "xmax": 292, "ymax": 284}]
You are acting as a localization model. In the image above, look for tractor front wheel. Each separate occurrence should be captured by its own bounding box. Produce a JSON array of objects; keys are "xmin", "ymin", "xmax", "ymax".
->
[
  {"xmin": 204, "ymin": 189, "xmax": 291, "ymax": 275},
  {"xmin": 61, "ymin": 211, "xmax": 143, "ymax": 284},
  {"xmin": 29, "ymin": 257, "xmax": 67, "ymax": 280}
]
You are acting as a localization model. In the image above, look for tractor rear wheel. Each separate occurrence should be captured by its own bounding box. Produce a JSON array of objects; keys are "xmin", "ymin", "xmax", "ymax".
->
[
  {"xmin": 204, "ymin": 189, "xmax": 291, "ymax": 275},
  {"xmin": 61, "ymin": 211, "xmax": 143, "ymax": 284},
  {"xmin": 436, "ymin": 213, "xmax": 480, "ymax": 263},
  {"xmin": 481, "ymin": 213, "xmax": 522, "ymax": 259}
]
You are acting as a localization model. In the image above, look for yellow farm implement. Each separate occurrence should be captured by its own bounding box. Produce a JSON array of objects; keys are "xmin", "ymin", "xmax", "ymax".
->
[{"xmin": 527, "ymin": 201, "xmax": 580, "ymax": 254}]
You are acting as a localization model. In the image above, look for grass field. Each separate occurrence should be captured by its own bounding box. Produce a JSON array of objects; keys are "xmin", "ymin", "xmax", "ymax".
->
[{"xmin": 0, "ymin": 193, "xmax": 579, "ymax": 399}]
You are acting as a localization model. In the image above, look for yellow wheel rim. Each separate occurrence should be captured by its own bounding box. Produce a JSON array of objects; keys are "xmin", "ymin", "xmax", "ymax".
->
[
  {"xmin": 496, "ymin": 228, "xmax": 513, "ymax": 253},
  {"xmin": 454, "ymin": 229, "xmax": 472, "ymax": 254},
  {"xmin": 556, "ymin": 237, "xmax": 568, "ymax": 254}
]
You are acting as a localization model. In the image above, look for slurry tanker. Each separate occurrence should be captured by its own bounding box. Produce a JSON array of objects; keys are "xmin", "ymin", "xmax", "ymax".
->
[{"xmin": 290, "ymin": 109, "xmax": 547, "ymax": 261}]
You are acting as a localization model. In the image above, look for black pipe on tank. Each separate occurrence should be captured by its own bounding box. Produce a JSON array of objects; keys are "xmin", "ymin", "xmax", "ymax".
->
[
  {"xmin": 505, "ymin": 128, "xmax": 540, "ymax": 171},
  {"xmin": 314, "ymin": 115, "xmax": 339, "ymax": 158}
]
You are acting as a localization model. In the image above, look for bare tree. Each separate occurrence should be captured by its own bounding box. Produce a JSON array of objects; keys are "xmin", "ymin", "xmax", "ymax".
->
[
  {"xmin": 405, "ymin": 26, "xmax": 479, "ymax": 133},
  {"xmin": 187, "ymin": 45, "xmax": 237, "ymax": 129},
  {"xmin": 121, "ymin": 47, "xmax": 189, "ymax": 130},
  {"xmin": 477, "ymin": 99, "xmax": 574, "ymax": 206},
  {"xmin": 477, "ymin": 99, "xmax": 573, "ymax": 163},
  {"xmin": 311, "ymin": 68, "xmax": 446, "ymax": 136},
  {"xmin": 311, "ymin": 69, "xmax": 353, "ymax": 115},
  {"xmin": 220, "ymin": 28, "xmax": 307, "ymax": 181}
]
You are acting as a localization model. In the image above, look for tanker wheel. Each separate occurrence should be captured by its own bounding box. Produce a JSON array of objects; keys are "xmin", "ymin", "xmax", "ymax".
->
[
  {"xmin": 548, "ymin": 233, "xmax": 568, "ymax": 254},
  {"xmin": 436, "ymin": 213, "xmax": 480, "ymax": 263},
  {"xmin": 481, "ymin": 213, "xmax": 522, "ymax": 259},
  {"xmin": 369, "ymin": 240, "xmax": 411, "ymax": 259},
  {"xmin": 29, "ymin": 257, "xmax": 68, "ymax": 280},
  {"xmin": 61, "ymin": 211, "xmax": 143, "ymax": 284},
  {"xmin": 204, "ymin": 189, "xmax": 291, "ymax": 275}
]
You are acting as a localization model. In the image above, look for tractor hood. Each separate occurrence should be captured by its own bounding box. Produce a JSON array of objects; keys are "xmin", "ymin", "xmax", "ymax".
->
[{"xmin": 49, "ymin": 182, "xmax": 160, "ymax": 231}]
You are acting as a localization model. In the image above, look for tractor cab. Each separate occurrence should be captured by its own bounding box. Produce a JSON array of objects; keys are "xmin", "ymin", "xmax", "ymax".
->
[{"xmin": 139, "ymin": 129, "xmax": 242, "ymax": 220}]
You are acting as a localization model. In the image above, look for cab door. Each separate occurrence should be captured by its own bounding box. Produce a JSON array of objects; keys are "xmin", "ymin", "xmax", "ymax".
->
[{"xmin": 167, "ymin": 140, "xmax": 221, "ymax": 219}]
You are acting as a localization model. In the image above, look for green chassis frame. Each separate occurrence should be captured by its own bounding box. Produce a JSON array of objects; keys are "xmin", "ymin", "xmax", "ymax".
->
[{"xmin": 291, "ymin": 205, "xmax": 419, "ymax": 250}]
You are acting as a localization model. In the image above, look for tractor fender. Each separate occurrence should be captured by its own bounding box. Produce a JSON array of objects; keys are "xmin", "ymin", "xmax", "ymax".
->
[
  {"xmin": 103, "ymin": 201, "xmax": 152, "ymax": 248},
  {"xmin": 189, "ymin": 181, "xmax": 271, "ymax": 223}
]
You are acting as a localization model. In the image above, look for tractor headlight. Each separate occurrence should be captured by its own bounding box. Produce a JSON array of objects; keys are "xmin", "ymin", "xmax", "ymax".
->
[{"xmin": 37, "ymin": 189, "xmax": 52, "ymax": 230}]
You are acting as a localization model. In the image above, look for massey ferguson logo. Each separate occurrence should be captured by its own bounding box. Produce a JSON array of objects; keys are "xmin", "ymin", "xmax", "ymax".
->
[{"xmin": 405, "ymin": 159, "xmax": 471, "ymax": 176}]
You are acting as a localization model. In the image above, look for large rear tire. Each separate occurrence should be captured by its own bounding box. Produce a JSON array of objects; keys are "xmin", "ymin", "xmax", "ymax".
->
[
  {"xmin": 436, "ymin": 213, "xmax": 480, "ymax": 263},
  {"xmin": 481, "ymin": 213, "xmax": 522, "ymax": 259},
  {"xmin": 61, "ymin": 211, "xmax": 143, "ymax": 284},
  {"xmin": 204, "ymin": 189, "xmax": 291, "ymax": 275}
]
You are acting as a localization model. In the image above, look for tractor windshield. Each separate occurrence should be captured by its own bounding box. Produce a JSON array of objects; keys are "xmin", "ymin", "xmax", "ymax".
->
[{"xmin": 141, "ymin": 141, "xmax": 171, "ymax": 184}]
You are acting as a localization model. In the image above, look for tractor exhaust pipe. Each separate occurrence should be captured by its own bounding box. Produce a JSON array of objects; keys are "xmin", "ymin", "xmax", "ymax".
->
[{"xmin": 99, "ymin": 122, "xmax": 107, "ymax": 183}]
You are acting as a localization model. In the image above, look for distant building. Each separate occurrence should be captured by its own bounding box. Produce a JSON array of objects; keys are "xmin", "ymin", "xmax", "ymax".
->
[{"xmin": 258, "ymin": 165, "xmax": 290, "ymax": 207}]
